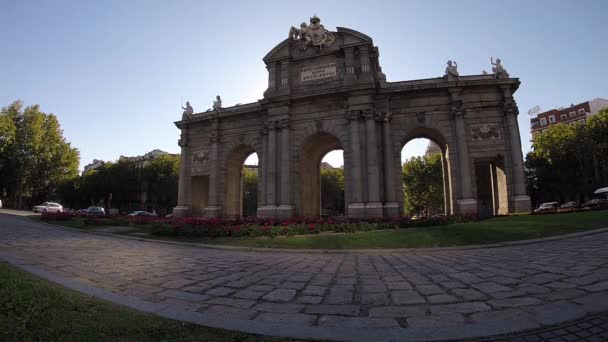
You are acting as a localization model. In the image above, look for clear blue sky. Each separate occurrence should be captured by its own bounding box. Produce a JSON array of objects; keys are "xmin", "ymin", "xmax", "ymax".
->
[{"xmin": 1, "ymin": 0, "xmax": 606, "ymax": 169}]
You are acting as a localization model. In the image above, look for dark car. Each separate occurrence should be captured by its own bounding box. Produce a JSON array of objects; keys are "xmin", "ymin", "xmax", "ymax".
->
[
  {"xmin": 582, "ymin": 198, "xmax": 608, "ymax": 209},
  {"xmin": 534, "ymin": 202, "xmax": 559, "ymax": 213},
  {"xmin": 85, "ymin": 206, "xmax": 106, "ymax": 216}
]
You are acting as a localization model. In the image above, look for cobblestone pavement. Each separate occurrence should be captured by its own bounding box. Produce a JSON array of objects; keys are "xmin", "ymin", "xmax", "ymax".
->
[{"xmin": 1, "ymin": 214, "xmax": 608, "ymax": 341}]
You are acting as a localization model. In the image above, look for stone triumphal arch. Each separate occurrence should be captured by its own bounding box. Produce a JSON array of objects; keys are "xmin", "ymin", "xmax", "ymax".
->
[{"xmin": 174, "ymin": 16, "xmax": 530, "ymax": 219}]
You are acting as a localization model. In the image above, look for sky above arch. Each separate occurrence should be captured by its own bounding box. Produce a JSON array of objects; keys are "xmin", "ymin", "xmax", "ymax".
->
[{"xmin": 1, "ymin": 0, "xmax": 607, "ymax": 169}]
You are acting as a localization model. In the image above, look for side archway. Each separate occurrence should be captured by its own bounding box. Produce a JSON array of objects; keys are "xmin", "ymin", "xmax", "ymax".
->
[{"xmin": 222, "ymin": 144, "xmax": 257, "ymax": 218}]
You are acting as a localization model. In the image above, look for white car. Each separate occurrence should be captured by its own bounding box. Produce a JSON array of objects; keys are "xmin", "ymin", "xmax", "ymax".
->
[{"xmin": 33, "ymin": 202, "xmax": 63, "ymax": 213}]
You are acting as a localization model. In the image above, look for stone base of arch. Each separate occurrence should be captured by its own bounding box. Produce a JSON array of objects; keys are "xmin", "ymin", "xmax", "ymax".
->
[
  {"xmin": 512, "ymin": 195, "xmax": 531, "ymax": 213},
  {"xmin": 173, "ymin": 205, "xmax": 190, "ymax": 218},
  {"xmin": 204, "ymin": 206, "xmax": 222, "ymax": 218},
  {"xmin": 383, "ymin": 202, "xmax": 400, "ymax": 217},
  {"xmin": 347, "ymin": 203, "xmax": 366, "ymax": 217},
  {"xmin": 457, "ymin": 199, "xmax": 478, "ymax": 215}
]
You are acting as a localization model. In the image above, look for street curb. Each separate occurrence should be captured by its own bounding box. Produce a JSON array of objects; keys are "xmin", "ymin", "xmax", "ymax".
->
[{"xmin": 9, "ymin": 213, "xmax": 608, "ymax": 254}]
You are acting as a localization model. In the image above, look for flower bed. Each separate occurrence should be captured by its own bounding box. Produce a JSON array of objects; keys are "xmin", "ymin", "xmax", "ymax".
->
[{"xmin": 40, "ymin": 212, "xmax": 479, "ymax": 238}]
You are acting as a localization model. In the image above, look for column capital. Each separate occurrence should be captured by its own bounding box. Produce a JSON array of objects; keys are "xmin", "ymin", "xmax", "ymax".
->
[
  {"xmin": 264, "ymin": 120, "xmax": 278, "ymax": 131},
  {"xmin": 178, "ymin": 138, "xmax": 189, "ymax": 147},
  {"xmin": 381, "ymin": 111, "xmax": 392, "ymax": 122},
  {"xmin": 345, "ymin": 109, "xmax": 360, "ymax": 121},
  {"xmin": 208, "ymin": 132, "xmax": 219, "ymax": 144},
  {"xmin": 503, "ymin": 98, "xmax": 519, "ymax": 116},
  {"xmin": 361, "ymin": 108, "xmax": 378, "ymax": 121},
  {"xmin": 277, "ymin": 119, "xmax": 289, "ymax": 129}
]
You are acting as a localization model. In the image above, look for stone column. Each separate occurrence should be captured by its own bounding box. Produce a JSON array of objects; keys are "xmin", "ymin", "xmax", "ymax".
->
[
  {"xmin": 382, "ymin": 112, "xmax": 399, "ymax": 216},
  {"xmin": 363, "ymin": 109, "xmax": 383, "ymax": 217},
  {"xmin": 346, "ymin": 110, "xmax": 365, "ymax": 217},
  {"xmin": 174, "ymin": 128, "xmax": 191, "ymax": 218},
  {"xmin": 259, "ymin": 127, "xmax": 268, "ymax": 208},
  {"xmin": 258, "ymin": 120, "xmax": 277, "ymax": 217},
  {"xmin": 205, "ymin": 119, "xmax": 222, "ymax": 217},
  {"xmin": 450, "ymin": 88, "xmax": 477, "ymax": 214},
  {"xmin": 501, "ymin": 86, "xmax": 531, "ymax": 213},
  {"xmin": 277, "ymin": 119, "xmax": 294, "ymax": 218},
  {"xmin": 344, "ymin": 47, "xmax": 356, "ymax": 84}
]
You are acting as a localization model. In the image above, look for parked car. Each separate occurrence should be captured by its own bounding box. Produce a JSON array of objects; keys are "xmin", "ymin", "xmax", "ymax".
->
[
  {"xmin": 582, "ymin": 198, "xmax": 608, "ymax": 209},
  {"xmin": 534, "ymin": 202, "xmax": 559, "ymax": 213},
  {"xmin": 593, "ymin": 187, "xmax": 608, "ymax": 200},
  {"xmin": 33, "ymin": 202, "xmax": 63, "ymax": 213},
  {"xmin": 0, "ymin": 199, "xmax": 2, "ymax": 209},
  {"xmin": 128, "ymin": 211, "xmax": 156, "ymax": 217},
  {"xmin": 559, "ymin": 201, "xmax": 580, "ymax": 210},
  {"xmin": 85, "ymin": 206, "xmax": 106, "ymax": 216}
]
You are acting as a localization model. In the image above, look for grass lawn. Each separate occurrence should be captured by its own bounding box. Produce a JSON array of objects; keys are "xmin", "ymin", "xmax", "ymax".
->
[
  {"xmin": 35, "ymin": 210, "xmax": 608, "ymax": 250},
  {"xmin": 0, "ymin": 262, "xmax": 285, "ymax": 342}
]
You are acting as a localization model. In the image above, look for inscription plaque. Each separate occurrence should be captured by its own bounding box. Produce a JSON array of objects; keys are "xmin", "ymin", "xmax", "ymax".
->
[{"xmin": 300, "ymin": 63, "xmax": 337, "ymax": 82}]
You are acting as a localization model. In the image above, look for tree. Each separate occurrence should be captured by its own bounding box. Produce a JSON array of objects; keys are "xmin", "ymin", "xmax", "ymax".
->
[
  {"xmin": 320, "ymin": 166, "xmax": 345, "ymax": 216},
  {"xmin": 525, "ymin": 108, "xmax": 608, "ymax": 206},
  {"xmin": 141, "ymin": 154, "xmax": 179, "ymax": 214},
  {"xmin": 0, "ymin": 101, "xmax": 79, "ymax": 208},
  {"xmin": 242, "ymin": 167, "xmax": 258, "ymax": 217},
  {"xmin": 402, "ymin": 154, "xmax": 444, "ymax": 216}
]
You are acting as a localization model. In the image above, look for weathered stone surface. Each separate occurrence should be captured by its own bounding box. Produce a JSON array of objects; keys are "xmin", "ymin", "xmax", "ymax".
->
[
  {"xmin": 391, "ymin": 290, "xmax": 426, "ymax": 305},
  {"xmin": 488, "ymin": 297, "xmax": 542, "ymax": 308},
  {"xmin": 407, "ymin": 313, "xmax": 465, "ymax": 329},
  {"xmin": 470, "ymin": 309, "xmax": 541, "ymax": 332},
  {"xmin": 253, "ymin": 303, "xmax": 304, "ymax": 313},
  {"xmin": 302, "ymin": 285, "xmax": 327, "ymax": 296},
  {"xmin": 304, "ymin": 305, "xmax": 360, "ymax": 316},
  {"xmin": 202, "ymin": 305, "xmax": 257, "ymax": 320},
  {"xmin": 296, "ymin": 295, "xmax": 323, "ymax": 304},
  {"xmin": 452, "ymin": 288, "xmax": 487, "ymax": 300},
  {"xmin": 368, "ymin": 306, "xmax": 426, "ymax": 318},
  {"xmin": 261, "ymin": 289, "xmax": 297, "ymax": 302},
  {"xmin": 318, "ymin": 316, "xmax": 399, "ymax": 328},
  {"xmin": 158, "ymin": 289, "xmax": 209, "ymax": 302},
  {"xmin": 361, "ymin": 293, "xmax": 390, "ymax": 305},
  {"xmin": 255, "ymin": 313, "xmax": 317, "ymax": 325},
  {"xmin": 471, "ymin": 282, "xmax": 512, "ymax": 294},
  {"xmin": 431, "ymin": 302, "xmax": 492, "ymax": 314},
  {"xmin": 527, "ymin": 301, "xmax": 587, "ymax": 325}
]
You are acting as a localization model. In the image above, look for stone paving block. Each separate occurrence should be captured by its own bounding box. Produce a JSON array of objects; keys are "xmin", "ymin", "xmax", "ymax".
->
[
  {"xmin": 488, "ymin": 297, "xmax": 542, "ymax": 308},
  {"xmin": 471, "ymin": 282, "xmax": 512, "ymax": 293},
  {"xmin": 562, "ymin": 274, "xmax": 600, "ymax": 286},
  {"xmin": 361, "ymin": 293, "xmax": 389, "ymax": 305},
  {"xmin": 427, "ymin": 294, "xmax": 458, "ymax": 304},
  {"xmin": 159, "ymin": 278, "xmax": 198, "ymax": 289},
  {"xmin": 448, "ymin": 272, "xmax": 484, "ymax": 284},
  {"xmin": 255, "ymin": 312, "xmax": 317, "ymax": 325},
  {"xmin": 519, "ymin": 283, "xmax": 551, "ymax": 294},
  {"xmin": 233, "ymin": 289, "xmax": 265, "ymax": 300},
  {"xmin": 583, "ymin": 281, "xmax": 608, "ymax": 292},
  {"xmin": 452, "ymin": 288, "xmax": 487, "ymax": 301},
  {"xmin": 431, "ymin": 301, "xmax": 492, "ymax": 314},
  {"xmin": 326, "ymin": 287, "xmax": 353, "ymax": 304},
  {"xmin": 416, "ymin": 284, "xmax": 444, "ymax": 295},
  {"xmin": 336, "ymin": 277, "xmax": 357, "ymax": 285},
  {"xmin": 253, "ymin": 303, "xmax": 304, "ymax": 313},
  {"xmin": 262, "ymin": 289, "xmax": 297, "ymax": 302},
  {"xmin": 318, "ymin": 315, "xmax": 399, "ymax": 328},
  {"xmin": 206, "ymin": 297, "xmax": 256, "ymax": 309},
  {"xmin": 407, "ymin": 313, "xmax": 465, "ymax": 329},
  {"xmin": 441, "ymin": 281, "xmax": 467, "ymax": 289},
  {"xmin": 205, "ymin": 287, "xmax": 236, "ymax": 296},
  {"xmin": 158, "ymin": 289, "xmax": 209, "ymax": 302},
  {"xmin": 360, "ymin": 283, "xmax": 388, "ymax": 293},
  {"xmin": 542, "ymin": 288, "xmax": 586, "ymax": 301},
  {"xmin": 296, "ymin": 295, "xmax": 323, "ymax": 304},
  {"xmin": 521, "ymin": 273, "xmax": 564, "ymax": 285},
  {"xmin": 302, "ymin": 285, "xmax": 327, "ymax": 296},
  {"xmin": 246, "ymin": 284, "xmax": 274, "ymax": 292},
  {"xmin": 368, "ymin": 306, "xmax": 426, "ymax": 318},
  {"xmin": 202, "ymin": 305, "xmax": 257, "ymax": 320},
  {"xmin": 386, "ymin": 281, "xmax": 412, "ymax": 290},
  {"xmin": 490, "ymin": 290, "xmax": 527, "ymax": 299},
  {"xmin": 545, "ymin": 281, "xmax": 577, "ymax": 289},
  {"xmin": 391, "ymin": 290, "xmax": 426, "ymax": 305},
  {"xmin": 304, "ymin": 304, "xmax": 360, "ymax": 316},
  {"xmin": 276, "ymin": 281, "xmax": 305, "ymax": 290}
]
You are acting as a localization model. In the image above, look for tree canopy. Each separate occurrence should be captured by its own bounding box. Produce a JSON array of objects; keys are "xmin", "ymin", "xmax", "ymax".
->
[
  {"xmin": 402, "ymin": 153, "xmax": 444, "ymax": 216},
  {"xmin": 526, "ymin": 108, "xmax": 608, "ymax": 205},
  {"xmin": 0, "ymin": 101, "xmax": 79, "ymax": 208}
]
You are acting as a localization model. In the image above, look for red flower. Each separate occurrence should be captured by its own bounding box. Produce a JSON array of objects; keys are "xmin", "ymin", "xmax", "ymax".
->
[{"xmin": 308, "ymin": 223, "xmax": 316, "ymax": 230}]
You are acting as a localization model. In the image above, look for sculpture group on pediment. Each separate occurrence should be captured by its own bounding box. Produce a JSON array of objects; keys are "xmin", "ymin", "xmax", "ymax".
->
[{"xmin": 289, "ymin": 15, "xmax": 335, "ymax": 51}]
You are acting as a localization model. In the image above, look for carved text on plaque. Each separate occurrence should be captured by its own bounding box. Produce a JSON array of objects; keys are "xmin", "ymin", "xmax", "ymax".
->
[{"xmin": 300, "ymin": 63, "xmax": 337, "ymax": 82}]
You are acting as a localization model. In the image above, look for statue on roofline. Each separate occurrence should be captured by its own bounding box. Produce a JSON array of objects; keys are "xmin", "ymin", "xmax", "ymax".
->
[{"xmin": 289, "ymin": 15, "xmax": 335, "ymax": 51}]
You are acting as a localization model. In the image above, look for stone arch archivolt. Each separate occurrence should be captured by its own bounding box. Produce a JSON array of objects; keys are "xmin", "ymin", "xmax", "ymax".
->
[{"xmin": 222, "ymin": 143, "xmax": 257, "ymax": 217}]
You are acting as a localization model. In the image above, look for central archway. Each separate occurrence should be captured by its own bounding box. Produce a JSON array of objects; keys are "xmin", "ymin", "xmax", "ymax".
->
[{"xmin": 299, "ymin": 132, "xmax": 342, "ymax": 217}]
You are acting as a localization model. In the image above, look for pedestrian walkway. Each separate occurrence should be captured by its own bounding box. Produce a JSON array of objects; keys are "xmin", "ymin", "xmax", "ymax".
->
[{"xmin": 1, "ymin": 213, "xmax": 607, "ymax": 341}]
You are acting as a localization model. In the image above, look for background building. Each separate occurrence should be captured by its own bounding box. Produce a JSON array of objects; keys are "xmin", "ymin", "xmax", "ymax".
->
[{"xmin": 530, "ymin": 98, "xmax": 608, "ymax": 139}]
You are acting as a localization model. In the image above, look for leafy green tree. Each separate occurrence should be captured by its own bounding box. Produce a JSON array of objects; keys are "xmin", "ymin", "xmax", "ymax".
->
[
  {"xmin": 402, "ymin": 154, "xmax": 444, "ymax": 216},
  {"xmin": 141, "ymin": 154, "xmax": 179, "ymax": 214},
  {"xmin": 242, "ymin": 166, "xmax": 258, "ymax": 217},
  {"xmin": 320, "ymin": 166, "xmax": 344, "ymax": 216},
  {"xmin": 0, "ymin": 101, "xmax": 79, "ymax": 208}
]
